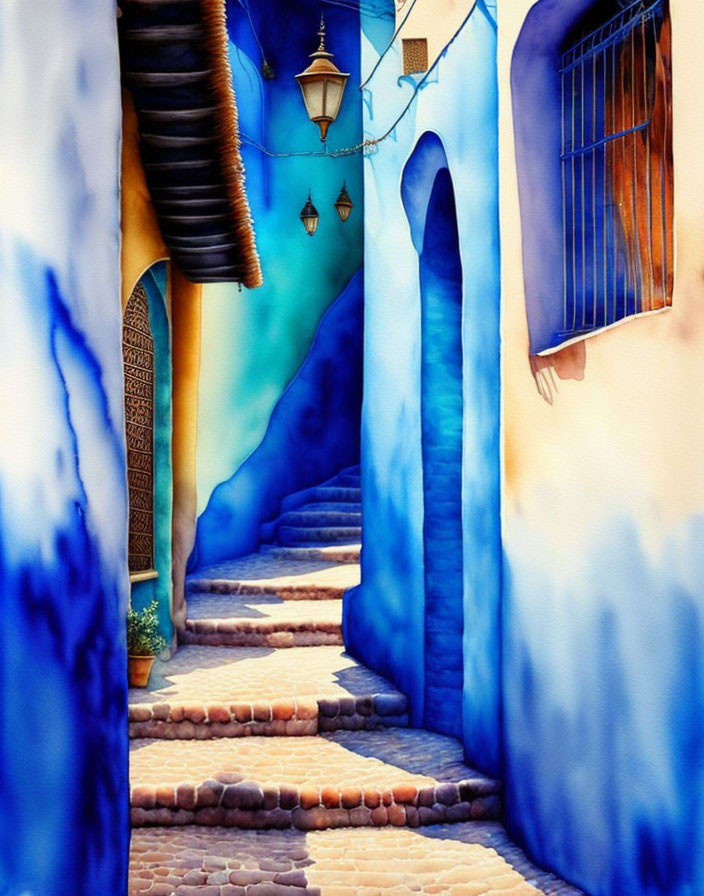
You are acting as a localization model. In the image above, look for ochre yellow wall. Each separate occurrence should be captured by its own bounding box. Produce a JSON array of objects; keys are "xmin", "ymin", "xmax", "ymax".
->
[
  {"xmin": 121, "ymin": 90, "xmax": 168, "ymax": 308},
  {"xmin": 120, "ymin": 89, "xmax": 202, "ymax": 634},
  {"xmin": 171, "ymin": 268, "xmax": 202, "ymax": 631}
]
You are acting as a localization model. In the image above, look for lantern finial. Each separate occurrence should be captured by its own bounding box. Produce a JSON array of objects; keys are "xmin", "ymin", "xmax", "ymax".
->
[{"xmin": 318, "ymin": 14, "xmax": 326, "ymax": 52}]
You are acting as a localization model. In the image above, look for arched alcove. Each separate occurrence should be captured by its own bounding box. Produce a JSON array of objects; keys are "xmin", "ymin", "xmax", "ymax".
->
[
  {"xmin": 402, "ymin": 132, "xmax": 464, "ymax": 739},
  {"xmin": 123, "ymin": 262, "xmax": 174, "ymax": 646}
]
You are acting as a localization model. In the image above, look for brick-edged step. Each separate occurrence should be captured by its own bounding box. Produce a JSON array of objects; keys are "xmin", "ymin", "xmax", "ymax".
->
[
  {"xmin": 180, "ymin": 593, "xmax": 342, "ymax": 648},
  {"xmin": 129, "ymin": 728, "xmax": 502, "ymax": 829},
  {"xmin": 187, "ymin": 552, "xmax": 359, "ymax": 599},
  {"xmin": 261, "ymin": 544, "xmax": 361, "ymax": 563},
  {"xmin": 278, "ymin": 526, "xmax": 362, "ymax": 547},
  {"xmin": 128, "ymin": 645, "xmax": 408, "ymax": 738},
  {"xmin": 130, "ymin": 825, "xmax": 587, "ymax": 896}
]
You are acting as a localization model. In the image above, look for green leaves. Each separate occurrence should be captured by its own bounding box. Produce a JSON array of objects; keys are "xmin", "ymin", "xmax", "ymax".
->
[{"xmin": 126, "ymin": 599, "xmax": 167, "ymax": 656}]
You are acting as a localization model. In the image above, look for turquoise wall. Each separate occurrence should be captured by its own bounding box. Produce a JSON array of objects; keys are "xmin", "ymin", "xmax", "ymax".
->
[
  {"xmin": 195, "ymin": 0, "xmax": 365, "ymax": 518},
  {"xmin": 129, "ymin": 263, "xmax": 174, "ymax": 646}
]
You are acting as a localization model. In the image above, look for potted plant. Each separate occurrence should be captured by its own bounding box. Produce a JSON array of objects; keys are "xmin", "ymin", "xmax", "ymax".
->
[{"xmin": 127, "ymin": 599, "xmax": 167, "ymax": 687}]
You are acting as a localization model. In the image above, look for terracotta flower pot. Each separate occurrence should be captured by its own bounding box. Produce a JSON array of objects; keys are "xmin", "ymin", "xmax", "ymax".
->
[{"xmin": 128, "ymin": 654, "xmax": 156, "ymax": 688}]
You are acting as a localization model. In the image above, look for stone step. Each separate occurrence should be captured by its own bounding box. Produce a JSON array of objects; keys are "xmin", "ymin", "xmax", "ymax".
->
[
  {"xmin": 187, "ymin": 552, "xmax": 359, "ymax": 600},
  {"xmin": 180, "ymin": 593, "xmax": 342, "ymax": 648},
  {"xmin": 335, "ymin": 472, "xmax": 361, "ymax": 488},
  {"xmin": 128, "ymin": 645, "xmax": 407, "ymax": 739},
  {"xmin": 278, "ymin": 526, "xmax": 362, "ymax": 547},
  {"xmin": 129, "ymin": 728, "xmax": 501, "ymax": 830},
  {"xmin": 282, "ymin": 486, "xmax": 361, "ymax": 512},
  {"xmin": 261, "ymin": 543, "xmax": 361, "ymax": 563},
  {"xmin": 297, "ymin": 501, "xmax": 362, "ymax": 513},
  {"xmin": 278, "ymin": 509, "xmax": 362, "ymax": 529},
  {"xmin": 130, "ymin": 824, "xmax": 586, "ymax": 896}
]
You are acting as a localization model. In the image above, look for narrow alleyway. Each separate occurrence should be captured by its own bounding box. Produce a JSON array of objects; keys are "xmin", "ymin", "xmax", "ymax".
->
[{"xmin": 128, "ymin": 468, "xmax": 583, "ymax": 896}]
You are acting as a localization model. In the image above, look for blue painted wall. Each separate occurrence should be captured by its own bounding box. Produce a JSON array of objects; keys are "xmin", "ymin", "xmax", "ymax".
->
[
  {"xmin": 0, "ymin": 4, "xmax": 128, "ymax": 893},
  {"xmin": 194, "ymin": 0, "xmax": 365, "ymax": 538},
  {"xmin": 129, "ymin": 263, "xmax": 174, "ymax": 645},
  {"xmin": 344, "ymin": 0, "xmax": 502, "ymax": 775},
  {"xmin": 401, "ymin": 139, "xmax": 465, "ymax": 739},
  {"xmin": 191, "ymin": 269, "xmax": 363, "ymax": 569}
]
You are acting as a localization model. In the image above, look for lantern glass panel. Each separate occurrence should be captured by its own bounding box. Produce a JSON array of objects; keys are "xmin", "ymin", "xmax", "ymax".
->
[
  {"xmin": 303, "ymin": 215, "xmax": 318, "ymax": 236},
  {"xmin": 300, "ymin": 79, "xmax": 325, "ymax": 121},
  {"xmin": 324, "ymin": 77, "xmax": 347, "ymax": 121}
]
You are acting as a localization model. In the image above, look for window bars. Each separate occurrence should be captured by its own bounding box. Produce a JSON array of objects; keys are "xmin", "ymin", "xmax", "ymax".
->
[{"xmin": 559, "ymin": 0, "xmax": 672, "ymax": 345}]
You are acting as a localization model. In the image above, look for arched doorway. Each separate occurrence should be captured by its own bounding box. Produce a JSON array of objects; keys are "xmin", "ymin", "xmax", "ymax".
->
[
  {"xmin": 402, "ymin": 133, "xmax": 464, "ymax": 739},
  {"xmin": 122, "ymin": 262, "xmax": 173, "ymax": 647},
  {"xmin": 123, "ymin": 281, "xmax": 155, "ymax": 574}
]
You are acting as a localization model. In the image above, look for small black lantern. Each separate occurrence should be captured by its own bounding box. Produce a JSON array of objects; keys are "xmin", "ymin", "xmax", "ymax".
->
[
  {"xmin": 300, "ymin": 191, "xmax": 319, "ymax": 236},
  {"xmin": 334, "ymin": 182, "xmax": 353, "ymax": 222}
]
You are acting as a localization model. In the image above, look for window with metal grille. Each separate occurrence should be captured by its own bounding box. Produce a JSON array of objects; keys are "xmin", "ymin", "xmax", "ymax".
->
[
  {"xmin": 559, "ymin": 0, "xmax": 672, "ymax": 348},
  {"xmin": 123, "ymin": 282, "xmax": 155, "ymax": 573},
  {"xmin": 403, "ymin": 38, "xmax": 428, "ymax": 75}
]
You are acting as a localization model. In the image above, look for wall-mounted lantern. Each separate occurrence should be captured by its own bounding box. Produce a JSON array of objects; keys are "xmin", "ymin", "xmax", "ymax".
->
[
  {"xmin": 334, "ymin": 182, "xmax": 353, "ymax": 222},
  {"xmin": 300, "ymin": 191, "xmax": 319, "ymax": 236},
  {"xmin": 295, "ymin": 15, "xmax": 349, "ymax": 142}
]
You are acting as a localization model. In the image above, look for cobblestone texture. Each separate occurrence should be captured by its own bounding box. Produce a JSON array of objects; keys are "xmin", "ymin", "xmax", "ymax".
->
[
  {"xmin": 130, "ymin": 729, "xmax": 501, "ymax": 828},
  {"xmin": 261, "ymin": 545, "xmax": 360, "ymax": 563},
  {"xmin": 131, "ymin": 729, "xmax": 483, "ymax": 792},
  {"xmin": 129, "ymin": 824, "xmax": 585, "ymax": 895},
  {"xmin": 180, "ymin": 595, "xmax": 342, "ymax": 648},
  {"xmin": 188, "ymin": 554, "xmax": 359, "ymax": 599},
  {"xmin": 130, "ymin": 518, "xmax": 579, "ymax": 892},
  {"xmin": 129, "ymin": 646, "xmax": 401, "ymax": 707},
  {"xmin": 184, "ymin": 595, "xmax": 343, "ymax": 624}
]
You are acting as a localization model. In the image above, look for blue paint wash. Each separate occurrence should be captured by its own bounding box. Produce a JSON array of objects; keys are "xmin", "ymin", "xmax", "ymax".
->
[
  {"xmin": 0, "ymin": 243, "xmax": 129, "ymax": 896},
  {"xmin": 191, "ymin": 269, "xmax": 363, "ymax": 569},
  {"xmin": 503, "ymin": 514, "xmax": 704, "ymax": 896},
  {"xmin": 128, "ymin": 264, "xmax": 174, "ymax": 646},
  {"xmin": 345, "ymin": 4, "xmax": 502, "ymax": 773},
  {"xmin": 402, "ymin": 140, "xmax": 465, "ymax": 739}
]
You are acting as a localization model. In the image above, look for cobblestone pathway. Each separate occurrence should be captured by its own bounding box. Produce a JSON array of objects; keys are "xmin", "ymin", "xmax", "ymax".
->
[{"xmin": 129, "ymin": 479, "xmax": 583, "ymax": 894}]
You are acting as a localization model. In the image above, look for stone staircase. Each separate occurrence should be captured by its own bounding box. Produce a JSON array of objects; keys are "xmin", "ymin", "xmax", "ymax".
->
[
  {"xmin": 127, "ymin": 466, "xmax": 584, "ymax": 895},
  {"xmin": 260, "ymin": 465, "xmax": 362, "ymax": 548}
]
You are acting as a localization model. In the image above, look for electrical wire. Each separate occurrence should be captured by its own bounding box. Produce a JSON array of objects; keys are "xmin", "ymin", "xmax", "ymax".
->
[
  {"xmin": 359, "ymin": 0, "xmax": 421, "ymax": 90},
  {"xmin": 238, "ymin": 0, "xmax": 273, "ymax": 72},
  {"xmin": 240, "ymin": 0, "xmax": 479, "ymax": 159}
]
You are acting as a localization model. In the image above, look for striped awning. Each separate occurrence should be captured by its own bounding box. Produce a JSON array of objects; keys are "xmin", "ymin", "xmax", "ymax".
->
[{"xmin": 118, "ymin": 0, "xmax": 262, "ymax": 287}]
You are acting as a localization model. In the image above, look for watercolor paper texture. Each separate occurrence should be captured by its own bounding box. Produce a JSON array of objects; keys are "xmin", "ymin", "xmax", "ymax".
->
[
  {"xmin": 1, "ymin": 1, "xmax": 703, "ymax": 895},
  {"xmin": 0, "ymin": 2, "xmax": 128, "ymax": 894}
]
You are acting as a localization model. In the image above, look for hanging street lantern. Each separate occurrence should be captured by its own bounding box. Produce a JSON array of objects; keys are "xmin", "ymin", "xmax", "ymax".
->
[
  {"xmin": 334, "ymin": 181, "xmax": 353, "ymax": 222},
  {"xmin": 295, "ymin": 15, "xmax": 349, "ymax": 142},
  {"xmin": 300, "ymin": 190, "xmax": 319, "ymax": 236}
]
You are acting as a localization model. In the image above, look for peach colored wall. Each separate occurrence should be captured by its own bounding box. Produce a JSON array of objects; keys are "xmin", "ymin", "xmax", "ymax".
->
[
  {"xmin": 395, "ymin": 0, "xmax": 478, "ymax": 72},
  {"xmin": 500, "ymin": 0, "xmax": 704, "ymax": 537},
  {"xmin": 499, "ymin": 3, "xmax": 704, "ymax": 892}
]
